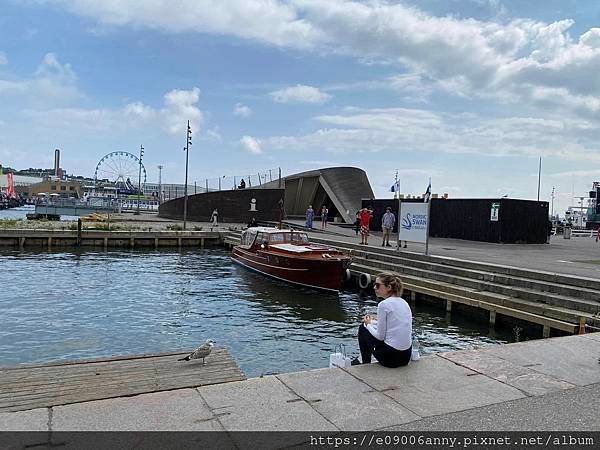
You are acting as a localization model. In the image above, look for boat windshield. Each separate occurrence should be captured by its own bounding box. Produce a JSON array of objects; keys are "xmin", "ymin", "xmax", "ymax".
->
[
  {"xmin": 290, "ymin": 232, "xmax": 309, "ymax": 244},
  {"xmin": 267, "ymin": 232, "xmax": 310, "ymax": 244},
  {"xmin": 241, "ymin": 229, "xmax": 258, "ymax": 247},
  {"xmin": 269, "ymin": 233, "xmax": 287, "ymax": 244}
]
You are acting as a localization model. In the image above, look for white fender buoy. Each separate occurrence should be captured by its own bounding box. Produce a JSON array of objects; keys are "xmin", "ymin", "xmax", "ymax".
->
[
  {"xmin": 358, "ymin": 272, "xmax": 372, "ymax": 289},
  {"xmin": 343, "ymin": 269, "xmax": 352, "ymax": 282}
]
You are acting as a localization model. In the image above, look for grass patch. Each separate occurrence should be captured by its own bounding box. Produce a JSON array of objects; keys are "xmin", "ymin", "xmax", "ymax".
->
[{"xmin": 0, "ymin": 219, "xmax": 23, "ymax": 229}]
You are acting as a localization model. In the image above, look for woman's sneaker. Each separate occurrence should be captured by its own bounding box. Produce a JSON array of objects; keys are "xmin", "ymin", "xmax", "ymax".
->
[{"xmin": 351, "ymin": 357, "xmax": 361, "ymax": 366}]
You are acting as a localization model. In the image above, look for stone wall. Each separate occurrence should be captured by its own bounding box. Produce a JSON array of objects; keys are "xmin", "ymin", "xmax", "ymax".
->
[{"xmin": 158, "ymin": 188, "xmax": 285, "ymax": 223}]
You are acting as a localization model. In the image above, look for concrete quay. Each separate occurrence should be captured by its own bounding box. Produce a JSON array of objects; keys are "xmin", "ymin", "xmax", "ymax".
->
[{"xmin": 1, "ymin": 334, "xmax": 599, "ymax": 435}]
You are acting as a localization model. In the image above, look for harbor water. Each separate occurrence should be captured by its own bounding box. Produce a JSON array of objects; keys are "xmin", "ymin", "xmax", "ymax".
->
[
  {"xmin": 0, "ymin": 249, "xmax": 515, "ymax": 377},
  {"xmin": 0, "ymin": 204, "xmax": 80, "ymax": 221}
]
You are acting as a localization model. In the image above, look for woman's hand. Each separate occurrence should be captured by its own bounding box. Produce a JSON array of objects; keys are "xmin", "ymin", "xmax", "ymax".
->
[{"xmin": 362, "ymin": 314, "xmax": 372, "ymax": 325}]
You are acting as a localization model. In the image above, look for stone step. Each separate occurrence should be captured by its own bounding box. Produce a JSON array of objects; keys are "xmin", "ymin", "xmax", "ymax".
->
[
  {"xmin": 350, "ymin": 263, "xmax": 579, "ymax": 333},
  {"xmin": 400, "ymin": 270, "xmax": 595, "ymax": 326},
  {"xmin": 310, "ymin": 236, "xmax": 600, "ymax": 291},
  {"xmin": 352, "ymin": 251, "xmax": 600, "ymax": 302},
  {"xmin": 353, "ymin": 256, "xmax": 600, "ymax": 315},
  {"xmin": 313, "ymin": 237, "xmax": 600, "ymax": 301}
]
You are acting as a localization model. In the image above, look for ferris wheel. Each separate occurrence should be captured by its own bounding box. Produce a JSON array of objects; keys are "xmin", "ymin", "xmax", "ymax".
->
[{"xmin": 94, "ymin": 151, "xmax": 147, "ymax": 190}]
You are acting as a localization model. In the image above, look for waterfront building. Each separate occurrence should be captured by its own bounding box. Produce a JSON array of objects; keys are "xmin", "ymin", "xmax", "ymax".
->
[
  {"xmin": 158, "ymin": 167, "xmax": 374, "ymax": 224},
  {"xmin": 0, "ymin": 174, "xmax": 43, "ymax": 198},
  {"xmin": 26, "ymin": 178, "xmax": 83, "ymax": 199}
]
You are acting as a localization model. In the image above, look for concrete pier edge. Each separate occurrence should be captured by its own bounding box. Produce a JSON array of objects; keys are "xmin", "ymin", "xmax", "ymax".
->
[{"xmin": 1, "ymin": 333, "xmax": 599, "ymax": 432}]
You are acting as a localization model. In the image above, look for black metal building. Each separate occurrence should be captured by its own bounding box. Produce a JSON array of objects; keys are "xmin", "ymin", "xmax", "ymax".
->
[{"xmin": 362, "ymin": 198, "xmax": 549, "ymax": 244}]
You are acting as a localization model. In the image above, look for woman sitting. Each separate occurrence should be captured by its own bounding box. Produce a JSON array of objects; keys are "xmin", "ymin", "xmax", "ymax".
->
[{"xmin": 353, "ymin": 272, "xmax": 412, "ymax": 368}]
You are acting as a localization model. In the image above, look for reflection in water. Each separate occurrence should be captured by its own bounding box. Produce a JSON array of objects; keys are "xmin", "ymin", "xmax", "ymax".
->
[
  {"xmin": 0, "ymin": 248, "xmax": 514, "ymax": 377},
  {"xmin": 235, "ymin": 268, "xmax": 351, "ymax": 323}
]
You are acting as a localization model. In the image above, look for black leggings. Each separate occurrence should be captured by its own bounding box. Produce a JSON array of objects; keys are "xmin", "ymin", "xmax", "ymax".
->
[{"xmin": 358, "ymin": 325, "xmax": 411, "ymax": 368}]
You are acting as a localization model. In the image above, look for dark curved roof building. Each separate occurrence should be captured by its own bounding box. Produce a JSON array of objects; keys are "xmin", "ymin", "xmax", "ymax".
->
[{"xmin": 158, "ymin": 166, "xmax": 374, "ymax": 224}]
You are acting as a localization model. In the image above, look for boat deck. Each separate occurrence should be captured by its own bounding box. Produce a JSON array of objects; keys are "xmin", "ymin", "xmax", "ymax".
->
[{"xmin": 0, "ymin": 348, "xmax": 245, "ymax": 412}]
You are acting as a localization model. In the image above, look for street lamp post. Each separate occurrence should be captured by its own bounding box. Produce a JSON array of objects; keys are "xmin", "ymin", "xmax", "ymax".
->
[
  {"xmin": 157, "ymin": 165, "xmax": 163, "ymax": 204},
  {"xmin": 550, "ymin": 186, "xmax": 555, "ymax": 219},
  {"xmin": 183, "ymin": 120, "xmax": 192, "ymax": 230},
  {"xmin": 135, "ymin": 144, "xmax": 144, "ymax": 215}
]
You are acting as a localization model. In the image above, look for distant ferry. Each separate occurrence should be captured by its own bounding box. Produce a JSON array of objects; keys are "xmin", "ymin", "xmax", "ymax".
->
[
  {"xmin": 563, "ymin": 181, "xmax": 600, "ymax": 230},
  {"xmin": 232, "ymin": 227, "xmax": 352, "ymax": 292}
]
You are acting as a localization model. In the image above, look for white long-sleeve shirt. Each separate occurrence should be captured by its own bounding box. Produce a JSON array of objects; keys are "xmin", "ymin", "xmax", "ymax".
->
[{"xmin": 365, "ymin": 296, "xmax": 412, "ymax": 351}]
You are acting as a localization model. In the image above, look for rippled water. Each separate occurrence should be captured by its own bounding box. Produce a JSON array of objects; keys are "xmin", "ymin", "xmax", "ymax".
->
[
  {"xmin": 0, "ymin": 205, "xmax": 79, "ymax": 221},
  {"xmin": 0, "ymin": 249, "xmax": 514, "ymax": 377}
]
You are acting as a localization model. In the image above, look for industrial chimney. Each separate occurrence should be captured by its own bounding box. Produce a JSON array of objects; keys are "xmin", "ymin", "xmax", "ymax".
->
[{"xmin": 54, "ymin": 148, "xmax": 60, "ymax": 177}]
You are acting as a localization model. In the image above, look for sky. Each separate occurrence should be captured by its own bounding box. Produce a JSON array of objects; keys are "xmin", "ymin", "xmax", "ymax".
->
[{"xmin": 1, "ymin": 0, "xmax": 600, "ymax": 215}]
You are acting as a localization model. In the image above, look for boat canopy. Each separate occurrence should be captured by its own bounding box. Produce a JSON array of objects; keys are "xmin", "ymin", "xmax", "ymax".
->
[{"xmin": 240, "ymin": 227, "xmax": 309, "ymax": 248}]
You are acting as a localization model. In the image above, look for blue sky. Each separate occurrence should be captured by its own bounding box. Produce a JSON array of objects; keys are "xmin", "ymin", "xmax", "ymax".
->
[{"xmin": 1, "ymin": 0, "xmax": 600, "ymax": 215}]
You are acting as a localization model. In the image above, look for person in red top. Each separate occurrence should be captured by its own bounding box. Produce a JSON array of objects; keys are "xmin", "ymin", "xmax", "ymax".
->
[{"xmin": 359, "ymin": 207, "xmax": 373, "ymax": 245}]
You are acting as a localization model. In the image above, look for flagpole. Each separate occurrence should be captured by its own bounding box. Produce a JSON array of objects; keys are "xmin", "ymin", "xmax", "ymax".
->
[
  {"xmin": 425, "ymin": 177, "xmax": 431, "ymax": 256},
  {"xmin": 397, "ymin": 179, "xmax": 402, "ymax": 251},
  {"xmin": 537, "ymin": 157, "xmax": 542, "ymax": 202}
]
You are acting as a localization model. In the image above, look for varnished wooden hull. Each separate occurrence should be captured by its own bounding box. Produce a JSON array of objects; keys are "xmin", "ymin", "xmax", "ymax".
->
[{"xmin": 231, "ymin": 246, "xmax": 350, "ymax": 292}]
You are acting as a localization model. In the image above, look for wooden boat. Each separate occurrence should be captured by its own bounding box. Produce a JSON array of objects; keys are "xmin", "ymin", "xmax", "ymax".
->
[{"xmin": 232, "ymin": 227, "xmax": 352, "ymax": 292}]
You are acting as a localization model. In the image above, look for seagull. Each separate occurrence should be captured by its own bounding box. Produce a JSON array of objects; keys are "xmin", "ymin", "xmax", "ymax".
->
[{"xmin": 178, "ymin": 339, "xmax": 215, "ymax": 364}]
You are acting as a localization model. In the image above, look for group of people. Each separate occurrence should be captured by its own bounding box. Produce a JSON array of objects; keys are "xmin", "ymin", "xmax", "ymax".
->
[
  {"xmin": 353, "ymin": 206, "xmax": 407, "ymax": 248},
  {"xmin": 305, "ymin": 205, "xmax": 329, "ymax": 230}
]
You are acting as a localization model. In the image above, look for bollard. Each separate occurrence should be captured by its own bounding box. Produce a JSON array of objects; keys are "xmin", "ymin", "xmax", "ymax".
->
[
  {"xmin": 579, "ymin": 317, "xmax": 586, "ymax": 335},
  {"xmin": 77, "ymin": 218, "xmax": 82, "ymax": 247}
]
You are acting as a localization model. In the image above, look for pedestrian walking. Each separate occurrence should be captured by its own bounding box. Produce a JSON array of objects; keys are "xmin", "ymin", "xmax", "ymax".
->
[{"xmin": 211, "ymin": 208, "xmax": 218, "ymax": 226}]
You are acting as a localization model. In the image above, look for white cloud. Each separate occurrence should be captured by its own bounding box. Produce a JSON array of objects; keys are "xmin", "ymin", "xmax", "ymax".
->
[
  {"xmin": 40, "ymin": 0, "xmax": 600, "ymax": 118},
  {"xmin": 0, "ymin": 52, "xmax": 82, "ymax": 105},
  {"xmin": 264, "ymin": 107, "xmax": 600, "ymax": 163},
  {"xmin": 124, "ymin": 101, "xmax": 156, "ymax": 120},
  {"xmin": 41, "ymin": 0, "xmax": 321, "ymax": 48},
  {"xmin": 0, "ymin": 79, "xmax": 27, "ymax": 95},
  {"xmin": 233, "ymin": 102, "xmax": 252, "ymax": 117},
  {"xmin": 270, "ymin": 84, "xmax": 331, "ymax": 104},
  {"xmin": 20, "ymin": 87, "xmax": 206, "ymax": 137},
  {"xmin": 0, "ymin": 52, "xmax": 7, "ymax": 65},
  {"xmin": 32, "ymin": 52, "xmax": 81, "ymax": 104},
  {"xmin": 204, "ymin": 128, "xmax": 223, "ymax": 141},
  {"xmin": 548, "ymin": 169, "xmax": 600, "ymax": 178},
  {"xmin": 240, "ymin": 135, "xmax": 263, "ymax": 154},
  {"xmin": 162, "ymin": 87, "xmax": 203, "ymax": 135}
]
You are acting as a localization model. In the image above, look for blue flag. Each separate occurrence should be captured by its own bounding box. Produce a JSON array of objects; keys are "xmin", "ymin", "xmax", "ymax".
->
[
  {"xmin": 390, "ymin": 180, "xmax": 400, "ymax": 192},
  {"xmin": 424, "ymin": 181, "xmax": 431, "ymax": 202}
]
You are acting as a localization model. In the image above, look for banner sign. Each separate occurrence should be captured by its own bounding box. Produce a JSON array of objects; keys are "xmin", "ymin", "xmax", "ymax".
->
[
  {"xmin": 490, "ymin": 202, "xmax": 500, "ymax": 222},
  {"xmin": 398, "ymin": 203, "xmax": 429, "ymax": 243}
]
